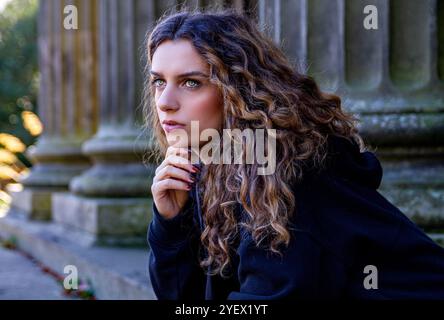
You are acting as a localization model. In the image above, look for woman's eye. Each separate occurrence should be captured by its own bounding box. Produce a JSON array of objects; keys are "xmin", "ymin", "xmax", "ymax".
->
[
  {"xmin": 184, "ymin": 79, "xmax": 200, "ymax": 88},
  {"xmin": 151, "ymin": 78, "xmax": 164, "ymax": 87},
  {"xmin": 150, "ymin": 78, "xmax": 200, "ymax": 89}
]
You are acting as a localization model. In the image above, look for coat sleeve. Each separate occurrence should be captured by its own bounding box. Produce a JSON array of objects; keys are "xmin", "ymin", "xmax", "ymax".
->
[{"xmin": 148, "ymin": 198, "xmax": 206, "ymax": 300}]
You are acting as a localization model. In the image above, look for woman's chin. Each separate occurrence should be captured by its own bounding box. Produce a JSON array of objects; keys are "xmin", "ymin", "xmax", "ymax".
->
[
  {"xmin": 166, "ymin": 136, "xmax": 189, "ymax": 148},
  {"xmin": 165, "ymin": 130, "xmax": 190, "ymax": 148}
]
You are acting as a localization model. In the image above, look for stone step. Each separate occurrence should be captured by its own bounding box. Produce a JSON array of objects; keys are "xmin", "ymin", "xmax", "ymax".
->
[
  {"xmin": 0, "ymin": 245, "xmax": 76, "ymax": 300},
  {"xmin": 0, "ymin": 209, "xmax": 156, "ymax": 300}
]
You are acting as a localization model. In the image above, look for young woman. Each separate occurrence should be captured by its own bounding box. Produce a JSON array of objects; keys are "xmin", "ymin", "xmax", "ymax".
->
[{"xmin": 143, "ymin": 9, "xmax": 444, "ymax": 300}]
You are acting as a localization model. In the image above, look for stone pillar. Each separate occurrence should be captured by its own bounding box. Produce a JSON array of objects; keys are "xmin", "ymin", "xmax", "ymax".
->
[
  {"xmin": 258, "ymin": 0, "xmax": 444, "ymax": 239},
  {"xmin": 52, "ymin": 0, "xmax": 158, "ymax": 246},
  {"xmin": 8, "ymin": 0, "xmax": 99, "ymax": 220}
]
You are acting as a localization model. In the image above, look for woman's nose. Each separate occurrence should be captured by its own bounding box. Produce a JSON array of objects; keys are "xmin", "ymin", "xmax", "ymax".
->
[{"xmin": 157, "ymin": 86, "xmax": 180, "ymax": 112}]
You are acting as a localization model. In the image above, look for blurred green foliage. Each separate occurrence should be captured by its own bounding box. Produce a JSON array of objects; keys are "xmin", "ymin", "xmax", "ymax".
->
[{"xmin": 0, "ymin": 0, "xmax": 38, "ymax": 167}]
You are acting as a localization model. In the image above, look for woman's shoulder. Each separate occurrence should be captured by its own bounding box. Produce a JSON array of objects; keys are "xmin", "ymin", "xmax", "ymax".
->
[
  {"xmin": 296, "ymin": 134, "xmax": 382, "ymax": 189},
  {"xmin": 289, "ymin": 134, "xmax": 386, "ymax": 221},
  {"xmin": 286, "ymin": 135, "xmax": 409, "ymax": 264}
]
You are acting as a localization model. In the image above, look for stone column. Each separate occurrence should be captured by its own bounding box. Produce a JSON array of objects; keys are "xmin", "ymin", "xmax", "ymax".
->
[
  {"xmin": 8, "ymin": 0, "xmax": 99, "ymax": 220},
  {"xmin": 258, "ymin": 0, "xmax": 444, "ymax": 241},
  {"xmin": 52, "ymin": 0, "xmax": 157, "ymax": 246}
]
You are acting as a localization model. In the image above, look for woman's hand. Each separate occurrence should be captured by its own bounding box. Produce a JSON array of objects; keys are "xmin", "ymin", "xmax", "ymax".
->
[{"xmin": 151, "ymin": 146, "xmax": 199, "ymax": 220}]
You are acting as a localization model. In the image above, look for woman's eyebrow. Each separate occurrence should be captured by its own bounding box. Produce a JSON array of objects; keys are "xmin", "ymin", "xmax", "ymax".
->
[{"xmin": 149, "ymin": 70, "xmax": 209, "ymax": 78}]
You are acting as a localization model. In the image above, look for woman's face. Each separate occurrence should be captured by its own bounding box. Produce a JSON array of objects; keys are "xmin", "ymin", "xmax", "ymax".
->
[{"xmin": 150, "ymin": 39, "xmax": 224, "ymax": 148}]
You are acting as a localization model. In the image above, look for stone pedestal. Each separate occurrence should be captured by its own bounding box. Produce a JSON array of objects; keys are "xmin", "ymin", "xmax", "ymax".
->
[
  {"xmin": 52, "ymin": 192, "xmax": 153, "ymax": 246},
  {"xmin": 7, "ymin": 187, "xmax": 54, "ymax": 220}
]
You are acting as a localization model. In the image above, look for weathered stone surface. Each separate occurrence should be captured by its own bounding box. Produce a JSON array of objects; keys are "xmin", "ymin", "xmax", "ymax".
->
[
  {"xmin": 52, "ymin": 192, "xmax": 153, "ymax": 247},
  {"xmin": 7, "ymin": 187, "xmax": 54, "ymax": 221},
  {"xmin": 375, "ymin": 147, "xmax": 444, "ymax": 228},
  {"xmin": 379, "ymin": 186, "xmax": 444, "ymax": 228}
]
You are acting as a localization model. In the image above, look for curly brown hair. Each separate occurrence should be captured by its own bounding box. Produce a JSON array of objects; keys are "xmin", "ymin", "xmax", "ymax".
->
[{"xmin": 142, "ymin": 7, "xmax": 365, "ymax": 278}]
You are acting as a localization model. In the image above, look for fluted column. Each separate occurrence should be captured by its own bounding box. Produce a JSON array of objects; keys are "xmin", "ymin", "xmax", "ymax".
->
[
  {"xmin": 52, "ymin": 0, "xmax": 158, "ymax": 246},
  {"xmin": 258, "ymin": 0, "xmax": 444, "ymax": 241},
  {"xmin": 9, "ymin": 0, "xmax": 99, "ymax": 220},
  {"xmin": 68, "ymin": 0, "xmax": 155, "ymax": 197}
]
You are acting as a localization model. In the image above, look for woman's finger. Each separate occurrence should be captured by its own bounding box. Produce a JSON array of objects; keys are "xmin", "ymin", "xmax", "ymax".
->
[
  {"xmin": 153, "ymin": 178, "xmax": 191, "ymax": 193},
  {"xmin": 155, "ymin": 154, "xmax": 198, "ymax": 175},
  {"xmin": 153, "ymin": 164, "xmax": 195, "ymax": 185}
]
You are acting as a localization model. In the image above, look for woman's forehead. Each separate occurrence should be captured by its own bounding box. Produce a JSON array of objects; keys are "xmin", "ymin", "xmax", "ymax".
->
[{"xmin": 151, "ymin": 39, "xmax": 209, "ymax": 74}]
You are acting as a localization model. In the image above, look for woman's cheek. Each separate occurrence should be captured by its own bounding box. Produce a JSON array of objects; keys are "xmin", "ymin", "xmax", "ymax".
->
[{"xmin": 188, "ymin": 98, "xmax": 221, "ymax": 125}]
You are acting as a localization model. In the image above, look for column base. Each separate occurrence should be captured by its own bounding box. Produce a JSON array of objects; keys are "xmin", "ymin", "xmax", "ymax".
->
[
  {"xmin": 7, "ymin": 186, "xmax": 64, "ymax": 220},
  {"xmin": 379, "ymin": 186, "xmax": 444, "ymax": 228},
  {"xmin": 52, "ymin": 192, "xmax": 153, "ymax": 247},
  {"xmin": 378, "ymin": 154, "xmax": 444, "ymax": 229}
]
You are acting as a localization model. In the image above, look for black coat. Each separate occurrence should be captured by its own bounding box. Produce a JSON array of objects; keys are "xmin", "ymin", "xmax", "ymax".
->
[{"xmin": 147, "ymin": 135, "xmax": 444, "ymax": 300}]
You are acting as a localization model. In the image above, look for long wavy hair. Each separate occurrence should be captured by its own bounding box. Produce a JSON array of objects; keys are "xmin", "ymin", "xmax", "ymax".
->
[{"xmin": 142, "ymin": 8, "xmax": 365, "ymax": 278}]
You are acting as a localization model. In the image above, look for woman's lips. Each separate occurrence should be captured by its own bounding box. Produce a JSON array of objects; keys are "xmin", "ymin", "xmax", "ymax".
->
[{"xmin": 163, "ymin": 123, "xmax": 186, "ymax": 133}]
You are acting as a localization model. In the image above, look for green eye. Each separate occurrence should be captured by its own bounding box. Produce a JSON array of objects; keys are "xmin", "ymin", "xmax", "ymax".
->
[
  {"xmin": 150, "ymin": 78, "xmax": 163, "ymax": 87},
  {"xmin": 185, "ymin": 79, "xmax": 200, "ymax": 88}
]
